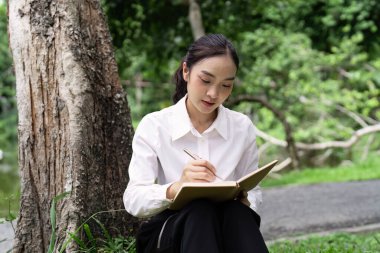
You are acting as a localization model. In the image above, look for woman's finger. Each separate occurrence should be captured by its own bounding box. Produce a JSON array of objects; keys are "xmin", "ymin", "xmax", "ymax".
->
[
  {"xmin": 188, "ymin": 159, "xmax": 217, "ymax": 175},
  {"xmin": 182, "ymin": 164, "xmax": 215, "ymax": 182}
]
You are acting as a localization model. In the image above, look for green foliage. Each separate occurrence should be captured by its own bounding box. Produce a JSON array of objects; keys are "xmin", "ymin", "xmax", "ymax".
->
[
  {"xmin": 238, "ymin": 26, "xmax": 379, "ymax": 147},
  {"xmin": 98, "ymin": 0, "xmax": 380, "ymax": 166},
  {"xmin": 48, "ymin": 192, "xmax": 136, "ymax": 253},
  {"xmin": 60, "ymin": 218, "xmax": 136, "ymax": 253},
  {"xmin": 0, "ymin": 3, "xmax": 17, "ymax": 147},
  {"xmin": 98, "ymin": 236, "xmax": 136, "ymax": 253},
  {"xmin": 48, "ymin": 192, "xmax": 70, "ymax": 253},
  {"xmin": 0, "ymin": 2, "xmax": 19, "ymax": 218},
  {"xmin": 268, "ymin": 232, "xmax": 380, "ymax": 252},
  {"xmin": 0, "ymin": 168, "xmax": 19, "ymax": 217},
  {"xmin": 55, "ymin": 208, "xmax": 134, "ymax": 253},
  {"xmin": 101, "ymin": 0, "xmax": 192, "ymax": 119},
  {"xmin": 261, "ymin": 153, "xmax": 380, "ymax": 188},
  {"xmin": 0, "ymin": 197, "xmax": 17, "ymax": 225},
  {"xmin": 2, "ymin": 0, "xmax": 378, "ymax": 176}
]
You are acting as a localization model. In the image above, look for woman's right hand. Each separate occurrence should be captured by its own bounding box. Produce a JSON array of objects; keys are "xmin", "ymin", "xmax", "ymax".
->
[
  {"xmin": 166, "ymin": 159, "xmax": 217, "ymax": 199},
  {"xmin": 180, "ymin": 159, "xmax": 217, "ymax": 183}
]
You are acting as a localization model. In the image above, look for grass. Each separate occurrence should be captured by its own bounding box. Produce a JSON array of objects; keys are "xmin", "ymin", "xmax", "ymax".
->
[
  {"xmin": 268, "ymin": 232, "xmax": 380, "ymax": 253},
  {"xmin": 261, "ymin": 154, "xmax": 380, "ymax": 188},
  {"xmin": 0, "ymin": 169, "xmax": 20, "ymax": 217},
  {"xmin": 53, "ymin": 230, "xmax": 380, "ymax": 252},
  {"xmin": 69, "ymin": 232, "xmax": 380, "ymax": 252},
  {"xmin": 0, "ymin": 192, "xmax": 19, "ymax": 221}
]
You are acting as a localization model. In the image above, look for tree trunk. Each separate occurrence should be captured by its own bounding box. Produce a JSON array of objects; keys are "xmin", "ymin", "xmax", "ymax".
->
[
  {"xmin": 8, "ymin": 0, "xmax": 138, "ymax": 251},
  {"xmin": 188, "ymin": 0, "xmax": 205, "ymax": 40}
]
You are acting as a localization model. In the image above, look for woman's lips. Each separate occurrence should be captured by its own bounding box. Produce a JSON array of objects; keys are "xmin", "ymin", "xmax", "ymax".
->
[{"xmin": 202, "ymin": 100, "xmax": 215, "ymax": 107}]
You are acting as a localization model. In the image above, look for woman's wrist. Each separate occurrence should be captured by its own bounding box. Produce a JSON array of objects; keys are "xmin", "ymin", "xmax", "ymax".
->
[{"xmin": 166, "ymin": 181, "xmax": 181, "ymax": 200}]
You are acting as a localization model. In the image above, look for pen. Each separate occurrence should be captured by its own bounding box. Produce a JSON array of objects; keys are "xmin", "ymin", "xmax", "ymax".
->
[{"xmin": 183, "ymin": 148, "xmax": 223, "ymax": 180}]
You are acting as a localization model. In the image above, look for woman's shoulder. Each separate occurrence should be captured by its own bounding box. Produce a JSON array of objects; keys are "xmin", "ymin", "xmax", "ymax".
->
[
  {"xmin": 222, "ymin": 107, "xmax": 257, "ymax": 142},
  {"xmin": 222, "ymin": 106, "xmax": 253, "ymax": 127},
  {"xmin": 136, "ymin": 105, "xmax": 175, "ymax": 130},
  {"xmin": 143, "ymin": 105, "xmax": 174, "ymax": 120}
]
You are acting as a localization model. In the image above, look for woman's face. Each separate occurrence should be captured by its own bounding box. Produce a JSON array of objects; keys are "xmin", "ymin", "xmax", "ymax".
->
[{"xmin": 183, "ymin": 55, "xmax": 237, "ymax": 118}]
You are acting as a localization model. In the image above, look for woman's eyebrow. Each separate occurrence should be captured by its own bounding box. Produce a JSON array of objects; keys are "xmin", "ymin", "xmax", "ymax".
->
[{"xmin": 201, "ymin": 70, "xmax": 235, "ymax": 81}]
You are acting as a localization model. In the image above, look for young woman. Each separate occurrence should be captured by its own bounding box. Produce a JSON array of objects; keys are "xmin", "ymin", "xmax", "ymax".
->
[{"xmin": 124, "ymin": 34, "xmax": 269, "ymax": 253}]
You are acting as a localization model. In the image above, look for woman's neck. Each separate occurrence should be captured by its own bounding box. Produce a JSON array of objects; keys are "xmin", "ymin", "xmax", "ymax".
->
[{"xmin": 186, "ymin": 98, "xmax": 217, "ymax": 133}]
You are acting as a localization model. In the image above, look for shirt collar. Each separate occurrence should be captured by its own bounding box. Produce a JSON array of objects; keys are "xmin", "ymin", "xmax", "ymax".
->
[
  {"xmin": 171, "ymin": 95, "xmax": 229, "ymax": 141},
  {"xmin": 208, "ymin": 105, "xmax": 228, "ymax": 140},
  {"xmin": 171, "ymin": 95, "xmax": 192, "ymax": 141}
]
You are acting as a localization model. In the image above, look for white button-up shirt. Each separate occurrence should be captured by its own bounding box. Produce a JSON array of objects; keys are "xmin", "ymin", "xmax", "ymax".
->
[{"xmin": 123, "ymin": 95, "xmax": 262, "ymax": 218}]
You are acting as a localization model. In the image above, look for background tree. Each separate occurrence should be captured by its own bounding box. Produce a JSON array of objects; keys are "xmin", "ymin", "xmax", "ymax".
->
[
  {"xmin": 102, "ymin": 0, "xmax": 380, "ymax": 168},
  {"xmin": 8, "ymin": 0, "xmax": 137, "ymax": 251}
]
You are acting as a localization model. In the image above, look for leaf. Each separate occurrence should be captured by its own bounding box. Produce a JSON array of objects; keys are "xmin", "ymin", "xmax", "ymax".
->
[
  {"xmin": 92, "ymin": 217, "xmax": 111, "ymax": 241},
  {"xmin": 84, "ymin": 223, "xmax": 96, "ymax": 249},
  {"xmin": 68, "ymin": 232, "xmax": 86, "ymax": 249},
  {"xmin": 47, "ymin": 191, "xmax": 70, "ymax": 253}
]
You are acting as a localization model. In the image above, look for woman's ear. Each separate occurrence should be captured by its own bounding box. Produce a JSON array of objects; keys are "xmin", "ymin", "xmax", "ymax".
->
[{"xmin": 182, "ymin": 62, "xmax": 189, "ymax": 82}]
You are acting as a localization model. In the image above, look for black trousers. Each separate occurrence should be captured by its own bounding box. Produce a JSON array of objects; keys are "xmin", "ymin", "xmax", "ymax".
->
[{"xmin": 136, "ymin": 199, "xmax": 269, "ymax": 253}]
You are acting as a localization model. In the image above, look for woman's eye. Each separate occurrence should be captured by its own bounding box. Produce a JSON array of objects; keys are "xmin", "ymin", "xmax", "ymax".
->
[
  {"xmin": 222, "ymin": 84, "xmax": 232, "ymax": 88},
  {"xmin": 200, "ymin": 78, "xmax": 210, "ymax": 84}
]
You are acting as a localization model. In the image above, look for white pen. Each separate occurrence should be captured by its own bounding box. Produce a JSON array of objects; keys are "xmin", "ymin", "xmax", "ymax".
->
[{"xmin": 183, "ymin": 148, "xmax": 223, "ymax": 180}]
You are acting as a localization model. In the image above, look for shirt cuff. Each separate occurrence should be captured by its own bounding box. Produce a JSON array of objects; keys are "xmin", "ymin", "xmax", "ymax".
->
[{"xmin": 160, "ymin": 182, "xmax": 176, "ymax": 202}]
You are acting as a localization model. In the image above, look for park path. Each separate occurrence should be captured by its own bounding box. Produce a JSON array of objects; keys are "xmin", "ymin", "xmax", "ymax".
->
[
  {"xmin": 0, "ymin": 221, "xmax": 14, "ymax": 253},
  {"xmin": 259, "ymin": 179, "xmax": 380, "ymax": 241},
  {"xmin": 1, "ymin": 180, "xmax": 380, "ymax": 252}
]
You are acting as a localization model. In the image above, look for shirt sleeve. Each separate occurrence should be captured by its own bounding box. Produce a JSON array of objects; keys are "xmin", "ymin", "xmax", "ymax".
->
[
  {"xmin": 234, "ymin": 119, "xmax": 262, "ymax": 213},
  {"xmin": 123, "ymin": 116, "xmax": 172, "ymax": 218}
]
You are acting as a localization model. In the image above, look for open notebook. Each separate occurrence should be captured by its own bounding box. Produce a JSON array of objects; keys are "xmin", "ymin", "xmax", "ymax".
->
[{"xmin": 169, "ymin": 160, "xmax": 278, "ymax": 210}]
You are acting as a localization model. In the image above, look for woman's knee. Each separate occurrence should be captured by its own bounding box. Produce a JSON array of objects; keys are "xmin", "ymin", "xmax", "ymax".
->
[
  {"xmin": 183, "ymin": 199, "xmax": 217, "ymax": 218},
  {"xmin": 222, "ymin": 200, "xmax": 247, "ymax": 213},
  {"xmin": 221, "ymin": 200, "xmax": 261, "ymax": 226}
]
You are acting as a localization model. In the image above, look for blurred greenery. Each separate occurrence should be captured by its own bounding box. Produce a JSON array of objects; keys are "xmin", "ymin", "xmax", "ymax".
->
[
  {"xmin": 262, "ymin": 152, "xmax": 380, "ymax": 188},
  {"xmin": 100, "ymin": 0, "xmax": 380, "ymax": 165},
  {"xmin": 0, "ymin": 3, "xmax": 19, "ymax": 217},
  {"xmin": 1, "ymin": 0, "xmax": 380, "ymax": 216}
]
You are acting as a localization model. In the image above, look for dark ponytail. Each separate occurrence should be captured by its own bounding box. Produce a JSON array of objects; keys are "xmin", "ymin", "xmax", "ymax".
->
[
  {"xmin": 172, "ymin": 57, "xmax": 188, "ymax": 104},
  {"xmin": 172, "ymin": 34, "xmax": 239, "ymax": 103}
]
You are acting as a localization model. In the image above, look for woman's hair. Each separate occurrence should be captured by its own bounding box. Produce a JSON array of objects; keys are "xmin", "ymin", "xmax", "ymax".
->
[{"xmin": 172, "ymin": 34, "xmax": 239, "ymax": 103}]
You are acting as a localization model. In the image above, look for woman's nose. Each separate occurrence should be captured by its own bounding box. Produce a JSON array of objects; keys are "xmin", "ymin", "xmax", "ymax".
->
[{"xmin": 207, "ymin": 86, "xmax": 219, "ymax": 99}]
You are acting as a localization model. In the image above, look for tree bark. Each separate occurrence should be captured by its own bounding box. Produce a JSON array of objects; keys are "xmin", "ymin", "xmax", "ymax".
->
[
  {"xmin": 188, "ymin": 0, "xmax": 205, "ymax": 40},
  {"xmin": 8, "ymin": 0, "xmax": 138, "ymax": 251}
]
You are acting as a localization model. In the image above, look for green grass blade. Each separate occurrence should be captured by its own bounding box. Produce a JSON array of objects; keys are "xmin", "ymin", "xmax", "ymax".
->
[
  {"xmin": 68, "ymin": 232, "xmax": 86, "ymax": 249},
  {"xmin": 59, "ymin": 209, "xmax": 125, "ymax": 253},
  {"xmin": 92, "ymin": 217, "xmax": 111, "ymax": 241},
  {"xmin": 84, "ymin": 223, "xmax": 96, "ymax": 249},
  {"xmin": 125, "ymin": 237, "xmax": 136, "ymax": 251},
  {"xmin": 47, "ymin": 191, "xmax": 70, "ymax": 253}
]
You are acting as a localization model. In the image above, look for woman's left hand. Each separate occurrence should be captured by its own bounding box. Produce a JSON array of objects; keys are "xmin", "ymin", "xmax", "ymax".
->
[{"xmin": 237, "ymin": 191, "xmax": 250, "ymax": 206}]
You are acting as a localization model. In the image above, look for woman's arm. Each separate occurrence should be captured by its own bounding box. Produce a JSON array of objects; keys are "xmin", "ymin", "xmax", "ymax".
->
[
  {"xmin": 124, "ymin": 116, "xmax": 218, "ymax": 217},
  {"xmin": 123, "ymin": 116, "xmax": 172, "ymax": 218},
  {"xmin": 234, "ymin": 119, "xmax": 262, "ymax": 211}
]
